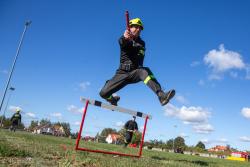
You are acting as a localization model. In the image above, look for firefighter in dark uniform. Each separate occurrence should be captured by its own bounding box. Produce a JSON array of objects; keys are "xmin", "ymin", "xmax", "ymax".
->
[
  {"xmin": 99, "ymin": 18, "xmax": 175, "ymax": 106},
  {"xmin": 124, "ymin": 116, "xmax": 138, "ymax": 147},
  {"xmin": 10, "ymin": 108, "xmax": 22, "ymax": 132}
]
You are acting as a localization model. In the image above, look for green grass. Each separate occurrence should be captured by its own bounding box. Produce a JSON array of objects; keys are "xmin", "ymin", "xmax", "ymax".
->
[{"xmin": 0, "ymin": 129, "xmax": 250, "ymax": 167}]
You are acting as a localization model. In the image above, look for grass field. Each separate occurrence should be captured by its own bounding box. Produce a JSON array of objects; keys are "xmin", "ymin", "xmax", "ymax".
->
[{"xmin": 1, "ymin": 129, "xmax": 250, "ymax": 167}]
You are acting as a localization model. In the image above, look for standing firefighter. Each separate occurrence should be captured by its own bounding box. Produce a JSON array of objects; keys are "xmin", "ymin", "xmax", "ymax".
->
[
  {"xmin": 10, "ymin": 108, "xmax": 22, "ymax": 132},
  {"xmin": 124, "ymin": 116, "xmax": 138, "ymax": 147},
  {"xmin": 99, "ymin": 14, "xmax": 175, "ymax": 106}
]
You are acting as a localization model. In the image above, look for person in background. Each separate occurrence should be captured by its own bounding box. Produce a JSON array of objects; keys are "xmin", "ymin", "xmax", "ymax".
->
[
  {"xmin": 10, "ymin": 108, "xmax": 22, "ymax": 132},
  {"xmin": 123, "ymin": 116, "xmax": 138, "ymax": 147}
]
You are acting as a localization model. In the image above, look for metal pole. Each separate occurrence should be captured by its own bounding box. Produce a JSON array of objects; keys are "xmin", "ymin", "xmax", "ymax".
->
[
  {"xmin": 173, "ymin": 138, "xmax": 174, "ymax": 152},
  {"xmin": 173, "ymin": 125, "xmax": 177, "ymax": 152},
  {"xmin": 0, "ymin": 21, "xmax": 31, "ymax": 113}
]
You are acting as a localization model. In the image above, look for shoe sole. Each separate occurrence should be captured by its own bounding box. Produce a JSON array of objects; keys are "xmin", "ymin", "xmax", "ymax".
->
[
  {"xmin": 108, "ymin": 97, "xmax": 120, "ymax": 106},
  {"xmin": 161, "ymin": 90, "xmax": 175, "ymax": 106}
]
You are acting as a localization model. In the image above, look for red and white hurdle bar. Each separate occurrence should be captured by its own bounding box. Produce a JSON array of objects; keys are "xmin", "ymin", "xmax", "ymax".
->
[{"xmin": 75, "ymin": 97, "xmax": 152, "ymax": 158}]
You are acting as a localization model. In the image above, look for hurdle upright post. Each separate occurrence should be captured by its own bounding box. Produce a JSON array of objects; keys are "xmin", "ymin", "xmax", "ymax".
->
[
  {"xmin": 138, "ymin": 115, "xmax": 149, "ymax": 157},
  {"xmin": 75, "ymin": 100, "xmax": 89, "ymax": 150},
  {"xmin": 76, "ymin": 97, "xmax": 152, "ymax": 157}
]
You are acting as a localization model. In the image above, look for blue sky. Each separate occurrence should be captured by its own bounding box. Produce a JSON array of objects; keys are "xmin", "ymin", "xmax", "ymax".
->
[{"xmin": 1, "ymin": 0, "xmax": 250, "ymax": 151}]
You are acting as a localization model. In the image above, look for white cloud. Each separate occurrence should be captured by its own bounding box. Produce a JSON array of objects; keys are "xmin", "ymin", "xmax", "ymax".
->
[
  {"xmin": 217, "ymin": 138, "xmax": 228, "ymax": 143},
  {"xmin": 114, "ymin": 121, "xmax": 124, "ymax": 128},
  {"xmin": 93, "ymin": 124, "xmax": 106, "ymax": 129},
  {"xmin": 50, "ymin": 112, "xmax": 62, "ymax": 119},
  {"xmin": 164, "ymin": 104, "xmax": 211, "ymax": 124},
  {"xmin": 203, "ymin": 44, "xmax": 250, "ymax": 80},
  {"xmin": 164, "ymin": 103, "xmax": 179, "ymax": 116},
  {"xmin": 208, "ymin": 74, "xmax": 222, "ymax": 81},
  {"xmin": 164, "ymin": 104, "xmax": 213, "ymax": 134},
  {"xmin": 175, "ymin": 95, "xmax": 189, "ymax": 105},
  {"xmin": 201, "ymin": 139, "xmax": 211, "ymax": 144},
  {"xmin": 198, "ymin": 79, "xmax": 205, "ymax": 86},
  {"xmin": 229, "ymin": 71, "xmax": 238, "ymax": 78},
  {"xmin": 190, "ymin": 61, "xmax": 200, "ymax": 67},
  {"xmin": 201, "ymin": 138, "xmax": 228, "ymax": 145},
  {"xmin": 140, "ymin": 126, "xmax": 144, "ymax": 131},
  {"xmin": 193, "ymin": 123, "xmax": 214, "ymax": 134},
  {"xmin": 241, "ymin": 107, "xmax": 250, "ymax": 119},
  {"xmin": 0, "ymin": 70, "xmax": 8, "ymax": 74},
  {"xmin": 204, "ymin": 44, "xmax": 245, "ymax": 73},
  {"xmin": 67, "ymin": 105, "xmax": 82, "ymax": 114},
  {"xmin": 179, "ymin": 133, "xmax": 189, "ymax": 138},
  {"xmin": 79, "ymin": 81, "xmax": 90, "ymax": 91},
  {"xmin": 25, "ymin": 112, "xmax": 36, "ymax": 119},
  {"xmin": 239, "ymin": 136, "xmax": 250, "ymax": 142},
  {"xmin": 246, "ymin": 65, "xmax": 250, "ymax": 80},
  {"xmin": 159, "ymin": 134, "xmax": 166, "ymax": 138},
  {"xmin": 8, "ymin": 106, "xmax": 22, "ymax": 112},
  {"xmin": 73, "ymin": 121, "xmax": 81, "ymax": 126}
]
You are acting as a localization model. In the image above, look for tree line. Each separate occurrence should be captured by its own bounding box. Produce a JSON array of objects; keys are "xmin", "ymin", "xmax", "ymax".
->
[{"xmin": 0, "ymin": 116, "xmax": 71, "ymax": 137}]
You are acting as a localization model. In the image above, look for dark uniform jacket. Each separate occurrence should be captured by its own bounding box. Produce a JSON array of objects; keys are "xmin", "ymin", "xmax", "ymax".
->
[
  {"xmin": 124, "ymin": 120, "xmax": 138, "ymax": 131},
  {"xmin": 119, "ymin": 36, "xmax": 146, "ymax": 69},
  {"xmin": 11, "ymin": 113, "xmax": 21, "ymax": 124}
]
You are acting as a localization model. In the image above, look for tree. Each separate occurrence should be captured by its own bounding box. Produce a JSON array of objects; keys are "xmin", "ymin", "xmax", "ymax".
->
[
  {"xmin": 196, "ymin": 141, "xmax": 205, "ymax": 150},
  {"xmin": 174, "ymin": 136, "xmax": 186, "ymax": 150},
  {"xmin": 226, "ymin": 145, "xmax": 231, "ymax": 151},
  {"xmin": 100, "ymin": 128, "xmax": 117, "ymax": 137},
  {"xmin": 143, "ymin": 141, "xmax": 153, "ymax": 149},
  {"xmin": 29, "ymin": 120, "xmax": 38, "ymax": 130},
  {"xmin": 60, "ymin": 122, "xmax": 71, "ymax": 137},
  {"xmin": 40, "ymin": 119, "xmax": 51, "ymax": 126},
  {"xmin": 52, "ymin": 121, "xmax": 70, "ymax": 136},
  {"xmin": 70, "ymin": 132, "xmax": 79, "ymax": 139},
  {"xmin": 166, "ymin": 139, "xmax": 174, "ymax": 150},
  {"xmin": 99, "ymin": 128, "xmax": 117, "ymax": 143},
  {"xmin": 0, "ymin": 116, "xmax": 7, "ymax": 127},
  {"xmin": 95, "ymin": 132, "xmax": 100, "ymax": 142},
  {"xmin": 2, "ymin": 117, "xmax": 12, "ymax": 128},
  {"xmin": 131, "ymin": 131, "xmax": 142, "ymax": 145},
  {"xmin": 17, "ymin": 122, "xmax": 25, "ymax": 130},
  {"xmin": 116, "ymin": 128, "xmax": 126, "ymax": 144}
]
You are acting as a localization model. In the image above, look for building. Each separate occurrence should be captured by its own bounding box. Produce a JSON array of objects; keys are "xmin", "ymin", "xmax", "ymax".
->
[
  {"xmin": 226, "ymin": 152, "xmax": 250, "ymax": 162},
  {"xmin": 208, "ymin": 145, "xmax": 229, "ymax": 152},
  {"xmin": 33, "ymin": 124, "xmax": 65, "ymax": 136},
  {"xmin": 53, "ymin": 125, "xmax": 65, "ymax": 136},
  {"xmin": 105, "ymin": 134, "xmax": 121, "ymax": 144},
  {"xmin": 83, "ymin": 136, "xmax": 95, "ymax": 142}
]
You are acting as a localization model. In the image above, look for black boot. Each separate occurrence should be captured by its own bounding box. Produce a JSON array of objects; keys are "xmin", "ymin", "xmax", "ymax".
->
[
  {"xmin": 106, "ymin": 95, "xmax": 120, "ymax": 106},
  {"xmin": 158, "ymin": 89, "xmax": 175, "ymax": 106}
]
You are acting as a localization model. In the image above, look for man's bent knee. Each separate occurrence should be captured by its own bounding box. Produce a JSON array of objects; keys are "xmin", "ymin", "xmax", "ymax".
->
[{"xmin": 99, "ymin": 89, "xmax": 108, "ymax": 99}]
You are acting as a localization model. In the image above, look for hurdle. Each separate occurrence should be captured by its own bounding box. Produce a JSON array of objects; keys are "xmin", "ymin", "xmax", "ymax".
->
[{"xmin": 75, "ymin": 97, "xmax": 152, "ymax": 158}]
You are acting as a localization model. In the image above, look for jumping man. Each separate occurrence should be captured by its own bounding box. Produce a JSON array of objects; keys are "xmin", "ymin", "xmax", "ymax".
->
[{"xmin": 99, "ymin": 17, "xmax": 175, "ymax": 106}]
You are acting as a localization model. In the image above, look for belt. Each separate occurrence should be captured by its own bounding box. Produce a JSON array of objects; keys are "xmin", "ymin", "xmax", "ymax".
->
[{"xmin": 119, "ymin": 63, "xmax": 137, "ymax": 72}]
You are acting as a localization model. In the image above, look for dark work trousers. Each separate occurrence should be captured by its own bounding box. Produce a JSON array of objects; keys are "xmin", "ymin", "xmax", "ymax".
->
[
  {"xmin": 10, "ymin": 120, "xmax": 19, "ymax": 132},
  {"xmin": 99, "ymin": 67, "xmax": 162, "ymax": 99},
  {"xmin": 125, "ymin": 131, "xmax": 133, "ymax": 144}
]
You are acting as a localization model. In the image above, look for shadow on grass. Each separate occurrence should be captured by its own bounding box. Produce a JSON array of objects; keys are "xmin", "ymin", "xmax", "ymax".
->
[
  {"xmin": 151, "ymin": 156, "xmax": 211, "ymax": 166},
  {"xmin": 177, "ymin": 159, "xmax": 210, "ymax": 166},
  {"xmin": 151, "ymin": 156, "xmax": 168, "ymax": 161}
]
